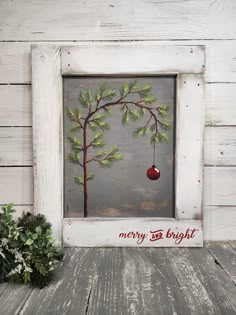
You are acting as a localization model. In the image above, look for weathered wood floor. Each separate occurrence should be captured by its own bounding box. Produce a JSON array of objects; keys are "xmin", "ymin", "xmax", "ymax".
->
[{"xmin": 0, "ymin": 242, "xmax": 235, "ymax": 315}]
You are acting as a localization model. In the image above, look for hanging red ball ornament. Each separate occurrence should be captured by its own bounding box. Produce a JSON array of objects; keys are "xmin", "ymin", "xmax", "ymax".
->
[{"xmin": 146, "ymin": 165, "xmax": 160, "ymax": 180}]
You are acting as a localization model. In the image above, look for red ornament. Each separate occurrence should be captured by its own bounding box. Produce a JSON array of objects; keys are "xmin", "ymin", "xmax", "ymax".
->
[{"xmin": 147, "ymin": 165, "xmax": 160, "ymax": 180}]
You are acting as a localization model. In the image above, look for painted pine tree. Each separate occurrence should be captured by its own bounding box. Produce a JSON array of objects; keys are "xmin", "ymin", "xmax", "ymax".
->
[{"xmin": 66, "ymin": 81, "xmax": 172, "ymax": 217}]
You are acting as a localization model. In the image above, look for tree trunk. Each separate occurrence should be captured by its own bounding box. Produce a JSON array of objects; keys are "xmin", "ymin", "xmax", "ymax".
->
[{"xmin": 83, "ymin": 124, "xmax": 88, "ymax": 217}]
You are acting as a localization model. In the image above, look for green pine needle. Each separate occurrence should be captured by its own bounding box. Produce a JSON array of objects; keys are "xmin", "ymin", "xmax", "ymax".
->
[
  {"xmin": 68, "ymin": 152, "xmax": 80, "ymax": 163},
  {"xmin": 128, "ymin": 80, "xmax": 138, "ymax": 92},
  {"xmin": 68, "ymin": 123, "xmax": 81, "ymax": 132},
  {"xmin": 150, "ymin": 123, "xmax": 157, "ymax": 132},
  {"xmin": 98, "ymin": 84, "xmax": 116, "ymax": 101},
  {"xmin": 141, "ymin": 84, "xmax": 152, "ymax": 94},
  {"xmin": 129, "ymin": 110, "xmax": 140, "ymax": 122},
  {"xmin": 95, "ymin": 150, "xmax": 107, "ymax": 159},
  {"xmin": 74, "ymin": 176, "xmax": 84, "ymax": 185},
  {"xmin": 87, "ymin": 172, "xmax": 95, "ymax": 181},
  {"xmin": 92, "ymin": 140, "xmax": 106, "ymax": 148},
  {"xmin": 139, "ymin": 107, "xmax": 146, "ymax": 118},
  {"xmin": 142, "ymin": 95, "xmax": 156, "ymax": 104},
  {"xmin": 98, "ymin": 159, "xmax": 113, "ymax": 168},
  {"xmin": 78, "ymin": 92, "xmax": 88, "ymax": 107},
  {"xmin": 160, "ymin": 132, "xmax": 169, "ymax": 142},
  {"xmin": 121, "ymin": 111, "xmax": 129, "ymax": 126},
  {"xmin": 68, "ymin": 135, "xmax": 81, "ymax": 145},
  {"xmin": 119, "ymin": 82, "xmax": 129, "ymax": 97},
  {"xmin": 133, "ymin": 127, "xmax": 149, "ymax": 137},
  {"xmin": 151, "ymin": 133, "xmax": 159, "ymax": 144}
]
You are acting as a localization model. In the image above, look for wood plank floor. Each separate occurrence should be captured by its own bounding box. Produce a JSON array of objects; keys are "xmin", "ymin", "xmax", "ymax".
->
[{"xmin": 0, "ymin": 242, "xmax": 235, "ymax": 315}]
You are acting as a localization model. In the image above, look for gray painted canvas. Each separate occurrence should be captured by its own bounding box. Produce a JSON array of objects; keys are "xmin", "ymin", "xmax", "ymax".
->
[{"xmin": 63, "ymin": 77, "xmax": 175, "ymax": 218}]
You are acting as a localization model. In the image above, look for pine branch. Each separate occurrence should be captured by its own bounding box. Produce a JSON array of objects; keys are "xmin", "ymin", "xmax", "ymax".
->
[
  {"xmin": 87, "ymin": 146, "xmax": 122, "ymax": 168},
  {"xmin": 86, "ymin": 133, "xmax": 105, "ymax": 149},
  {"xmin": 74, "ymin": 176, "xmax": 84, "ymax": 186},
  {"xmin": 68, "ymin": 152, "xmax": 83, "ymax": 167}
]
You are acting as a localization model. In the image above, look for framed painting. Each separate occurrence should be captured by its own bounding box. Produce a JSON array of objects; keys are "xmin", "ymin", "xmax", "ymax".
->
[{"xmin": 32, "ymin": 44, "xmax": 205, "ymax": 247}]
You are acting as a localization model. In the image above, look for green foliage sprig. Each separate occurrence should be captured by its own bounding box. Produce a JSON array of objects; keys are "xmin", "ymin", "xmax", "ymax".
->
[{"xmin": 0, "ymin": 203, "xmax": 63, "ymax": 288}]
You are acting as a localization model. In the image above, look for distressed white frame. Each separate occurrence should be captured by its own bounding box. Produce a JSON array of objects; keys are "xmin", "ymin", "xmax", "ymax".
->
[{"xmin": 32, "ymin": 44, "xmax": 205, "ymax": 247}]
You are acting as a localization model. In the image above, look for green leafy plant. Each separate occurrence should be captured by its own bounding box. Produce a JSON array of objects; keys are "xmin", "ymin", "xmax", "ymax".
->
[
  {"xmin": 67, "ymin": 80, "xmax": 172, "ymax": 217},
  {"xmin": 0, "ymin": 203, "xmax": 25, "ymax": 283},
  {"xmin": 0, "ymin": 203, "xmax": 63, "ymax": 288}
]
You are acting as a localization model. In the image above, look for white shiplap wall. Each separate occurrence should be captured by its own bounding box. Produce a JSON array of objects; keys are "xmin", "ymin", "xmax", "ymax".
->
[{"xmin": 0, "ymin": 0, "xmax": 235, "ymax": 240}]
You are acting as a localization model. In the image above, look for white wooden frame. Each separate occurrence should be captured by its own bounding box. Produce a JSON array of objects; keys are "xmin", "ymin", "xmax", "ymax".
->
[{"xmin": 32, "ymin": 44, "xmax": 205, "ymax": 247}]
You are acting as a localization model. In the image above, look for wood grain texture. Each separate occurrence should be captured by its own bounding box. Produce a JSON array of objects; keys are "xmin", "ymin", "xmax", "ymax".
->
[
  {"xmin": 1, "ymin": 41, "xmax": 236, "ymax": 83},
  {"xmin": 1, "ymin": 126, "xmax": 236, "ymax": 167},
  {"xmin": 164, "ymin": 247, "xmax": 221, "ymax": 315},
  {"xmin": 0, "ymin": 43, "xmax": 31, "ymax": 84},
  {"xmin": 204, "ymin": 127, "xmax": 236, "ymax": 165},
  {"xmin": 33, "ymin": 44, "xmax": 204, "ymax": 245},
  {"xmin": 62, "ymin": 45, "xmax": 205, "ymax": 75},
  {"xmin": 88, "ymin": 247, "xmax": 190, "ymax": 315},
  {"xmin": 204, "ymin": 206, "xmax": 236, "ymax": 240},
  {"xmin": 3, "ymin": 167, "xmax": 234, "ymax": 209},
  {"xmin": 0, "ymin": 83, "xmax": 235, "ymax": 129},
  {"xmin": 205, "ymin": 241, "xmax": 236, "ymax": 284},
  {"xmin": 0, "ymin": 167, "xmax": 33, "ymax": 204},
  {"xmin": 0, "ymin": 282, "xmax": 8, "ymax": 297},
  {"xmin": 20, "ymin": 248, "xmax": 98, "ymax": 315},
  {"xmin": 188, "ymin": 247, "xmax": 236, "ymax": 314},
  {"xmin": 136, "ymin": 248, "xmax": 191, "ymax": 315},
  {"xmin": 206, "ymin": 40, "xmax": 236, "ymax": 83},
  {"xmin": 166, "ymin": 247, "xmax": 236, "ymax": 314},
  {"xmin": 204, "ymin": 167, "xmax": 236, "ymax": 206},
  {"xmin": 176, "ymin": 74, "xmax": 204, "ymax": 219},
  {"xmin": 0, "ymin": 85, "xmax": 32, "ymax": 126},
  {"xmin": 228, "ymin": 241, "xmax": 236, "ymax": 251},
  {"xmin": 0, "ymin": 127, "xmax": 32, "ymax": 166},
  {"xmin": 32, "ymin": 45, "xmax": 63, "ymax": 244},
  {"xmin": 0, "ymin": 0, "xmax": 236, "ymax": 41},
  {"xmin": 1, "ymin": 169, "xmax": 235, "ymax": 239},
  {"xmin": 0, "ymin": 283, "xmax": 33, "ymax": 315},
  {"xmin": 0, "ymin": 245, "xmax": 236, "ymax": 314},
  {"xmin": 205, "ymin": 83, "xmax": 236, "ymax": 126},
  {"xmin": 87, "ymin": 248, "xmax": 127, "ymax": 315},
  {"xmin": 63, "ymin": 218, "xmax": 203, "ymax": 247}
]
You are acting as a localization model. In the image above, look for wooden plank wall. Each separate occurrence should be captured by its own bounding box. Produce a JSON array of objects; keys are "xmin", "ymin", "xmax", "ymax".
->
[{"xmin": 0, "ymin": 0, "xmax": 235, "ymax": 240}]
